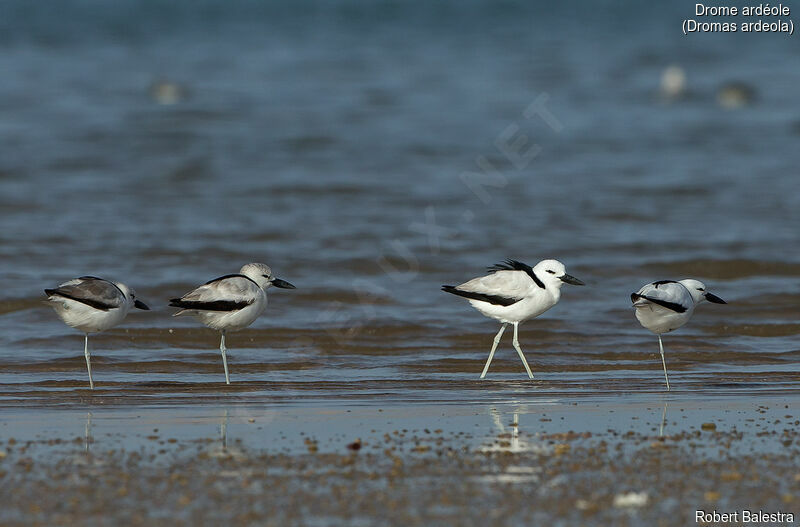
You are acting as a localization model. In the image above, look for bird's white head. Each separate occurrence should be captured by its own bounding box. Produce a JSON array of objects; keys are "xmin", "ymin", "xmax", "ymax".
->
[
  {"xmin": 678, "ymin": 279, "xmax": 726, "ymax": 305},
  {"xmin": 115, "ymin": 282, "xmax": 150, "ymax": 310},
  {"xmin": 533, "ymin": 259, "xmax": 585, "ymax": 289},
  {"xmin": 239, "ymin": 263, "xmax": 296, "ymax": 291}
]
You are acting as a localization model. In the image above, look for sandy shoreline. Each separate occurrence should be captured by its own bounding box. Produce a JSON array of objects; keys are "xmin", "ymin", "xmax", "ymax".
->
[{"xmin": 0, "ymin": 396, "xmax": 798, "ymax": 525}]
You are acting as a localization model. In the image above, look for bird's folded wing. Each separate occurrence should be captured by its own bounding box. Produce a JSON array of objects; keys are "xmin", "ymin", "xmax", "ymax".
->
[
  {"xmin": 442, "ymin": 286, "xmax": 520, "ymax": 306},
  {"xmin": 487, "ymin": 259, "xmax": 545, "ymax": 288},
  {"xmin": 171, "ymin": 276, "xmax": 258, "ymax": 310},
  {"xmin": 457, "ymin": 270, "xmax": 532, "ymax": 299},
  {"xmin": 632, "ymin": 282, "xmax": 690, "ymax": 313},
  {"xmin": 47, "ymin": 277, "xmax": 124, "ymax": 310}
]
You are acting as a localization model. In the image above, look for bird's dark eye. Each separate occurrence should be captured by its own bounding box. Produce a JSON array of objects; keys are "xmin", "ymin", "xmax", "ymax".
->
[
  {"xmin": 546, "ymin": 270, "xmax": 556, "ymax": 274},
  {"xmin": 697, "ymin": 288, "xmax": 705, "ymax": 292},
  {"xmin": 263, "ymin": 274, "xmax": 271, "ymax": 278}
]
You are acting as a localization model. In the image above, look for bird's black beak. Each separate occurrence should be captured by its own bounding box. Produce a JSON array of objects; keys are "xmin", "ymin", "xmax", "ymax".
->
[
  {"xmin": 271, "ymin": 278, "xmax": 296, "ymax": 289},
  {"xmin": 560, "ymin": 274, "xmax": 585, "ymax": 286},
  {"xmin": 134, "ymin": 299, "xmax": 150, "ymax": 310},
  {"xmin": 705, "ymin": 293, "xmax": 726, "ymax": 304}
]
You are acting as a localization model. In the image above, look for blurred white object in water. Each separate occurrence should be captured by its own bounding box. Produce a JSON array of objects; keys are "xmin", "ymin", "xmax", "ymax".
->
[
  {"xmin": 660, "ymin": 65, "xmax": 686, "ymax": 99},
  {"xmin": 613, "ymin": 491, "xmax": 649, "ymax": 508},
  {"xmin": 717, "ymin": 82, "xmax": 756, "ymax": 109},
  {"xmin": 149, "ymin": 80, "xmax": 187, "ymax": 105}
]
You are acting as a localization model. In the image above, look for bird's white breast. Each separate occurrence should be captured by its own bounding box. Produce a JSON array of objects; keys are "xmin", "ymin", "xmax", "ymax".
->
[
  {"xmin": 470, "ymin": 287, "xmax": 558, "ymax": 324},
  {"xmin": 197, "ymin": 290, "xmax": 267, "ymax": 331},
  {"xmin": 49, "ymin": 297, "xmax": 130, "ymax": 333},
  {"xmin": 633, "ymin": 281, "xmax": 695, "ymax": 334},
  {"xmin": 634, "ymin": 301, "xmax": 694, "ymax": 334}
]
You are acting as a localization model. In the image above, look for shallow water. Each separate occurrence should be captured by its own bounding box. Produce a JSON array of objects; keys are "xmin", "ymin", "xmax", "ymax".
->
[
  {"xmin": 1, "ymin": 395, "xmax": 794, "ymax": 456},
  {"xmin": 0, "ymin": 1, "xmax": 798, "ymax": 404}
]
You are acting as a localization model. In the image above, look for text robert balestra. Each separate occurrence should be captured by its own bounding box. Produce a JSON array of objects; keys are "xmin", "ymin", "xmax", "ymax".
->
[{"xmin": 696, "ymin": 509, "xmax": 795, "ymax": 524}]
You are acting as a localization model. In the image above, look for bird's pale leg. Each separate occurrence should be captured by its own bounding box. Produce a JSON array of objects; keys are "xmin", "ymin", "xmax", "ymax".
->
[
  {"xmin": 220, "ymin": 331, "xmax": 230, "ymax": 385},
  {"xmin": 512, "ymin": 322, "xmax": 534, "ymax": 379},
  {"xmin": 84, "ymin": 334, "xmax": 94, "ymax": 390},
  {"xmin": 480, "ymin": 324, "xmax": 507, "ymax": 379},
  {"xmin": 658, "ymin": 335, "xmax": 670, "ymax": 391}
]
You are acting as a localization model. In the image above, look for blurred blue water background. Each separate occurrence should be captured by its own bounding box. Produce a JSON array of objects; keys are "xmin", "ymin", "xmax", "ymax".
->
[{"xmin": 0, "ymin": 0, "xmax": 797, "ymax": 400}]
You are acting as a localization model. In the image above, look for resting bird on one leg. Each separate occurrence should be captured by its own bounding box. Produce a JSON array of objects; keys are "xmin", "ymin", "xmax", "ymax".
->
[
  {"xmin": 169, "ymin": 263, "xmax": 295, "ymax": 384},
  {"xmin": 45, "ymin": 276, "xmax": 149, "ymax": 389},
  {"xmin": 631, "ymin": 279, "xmax": 726, "ymax": 391}
]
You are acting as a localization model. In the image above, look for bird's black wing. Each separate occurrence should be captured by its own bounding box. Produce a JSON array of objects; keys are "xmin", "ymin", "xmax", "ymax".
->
[
  {"xmin": 486, "ymin": 259, "xmax": 545, "ymax": 289},
  {"xmin": 441, "ymin": 285, "xmax": 521, "ymax": 307}
]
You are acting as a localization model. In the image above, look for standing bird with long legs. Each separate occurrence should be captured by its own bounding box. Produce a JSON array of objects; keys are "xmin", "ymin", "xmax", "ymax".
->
[
  {"xmin": 169, "ymin": 263, "xmax": 295, "ymax": 384},
  {"xmin": 45, "ymin": 276, "xmax": 150, "ymax": 389},
  {"xmin": 442, "ymin": 259, "xmax": 584, "ymax": 379},
  {"xmin": 631, "ymin": 279, "xmax": 726, "ymax": 391}
]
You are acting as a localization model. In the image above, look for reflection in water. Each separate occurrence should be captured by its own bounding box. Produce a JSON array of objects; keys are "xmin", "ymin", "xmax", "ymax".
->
[
  {"xmin": 660, "ymin": 402, "xmax": 668, "ymax": 437},
  {"xmin": 484, "ymin": 408, "xmax": 547, "ymax": 454},
  {"xmin": 210, "ymin": 408, "xmax": 247, "ymax": 461},
  {"xmin": 219, "ymin": 409, "xmax": 228, "ymax": 452},
  {"xmin": 477, "ymin": 408, "xmax": 544, "ymax": 483},
  {"xmin": 85, "ymin": 411, "xmax": 92, "ymax": 453},
  {"xmin": 489, "ymin": 408, "xmax": 520, "ymax": 452}
]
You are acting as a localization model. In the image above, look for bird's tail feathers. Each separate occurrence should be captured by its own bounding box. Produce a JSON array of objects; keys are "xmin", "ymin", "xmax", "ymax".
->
[
  {"xmin": 169, "ymin": 298, "xmax": 192, "ymax": 317},
  {"xmin": 631, "ymin": 293, "xmax": 649, "ymax": 308}
]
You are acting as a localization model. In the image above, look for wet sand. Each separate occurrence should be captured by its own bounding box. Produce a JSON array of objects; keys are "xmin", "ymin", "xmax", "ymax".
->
[{"xmin": 1, "ymin": 396, "xmax": 798, "ymax": 525}]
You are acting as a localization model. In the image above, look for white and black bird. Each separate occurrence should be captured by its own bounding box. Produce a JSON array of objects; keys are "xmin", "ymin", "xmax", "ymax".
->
[
  {"xmin": 169, "ymin": 263, "xmax": 295, "ymax": 384},
  {"xmin": 442, "ymin": 259, "xmax": 584, "ymax": 379},
  {"xmin": 45, "ymin": 276, "xmax": 150, "ymax": 389},
  {"xmin": 631, "ymin": 279, "xmax": 726, "ymax": 391}
]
